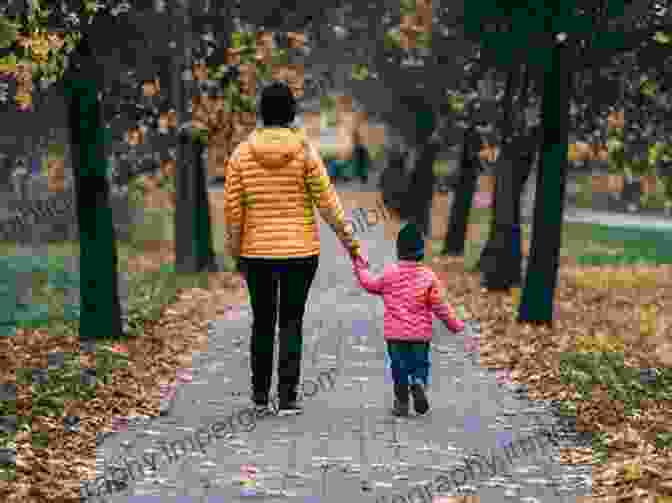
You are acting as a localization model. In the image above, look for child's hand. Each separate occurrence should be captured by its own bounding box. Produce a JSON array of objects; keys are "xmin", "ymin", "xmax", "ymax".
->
[
  {"xmin": 443, "ymin": 317, "xmax": 465, "ymax": 334},
  {"xmin": 353, "ymin": 254, "xmax": 369, "ymax": 269}
]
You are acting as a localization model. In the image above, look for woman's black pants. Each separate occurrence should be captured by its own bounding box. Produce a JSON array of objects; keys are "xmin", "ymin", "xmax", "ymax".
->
[{"xmin": 238, "ymin": 255, "xmax": 319, "ymax": 406}]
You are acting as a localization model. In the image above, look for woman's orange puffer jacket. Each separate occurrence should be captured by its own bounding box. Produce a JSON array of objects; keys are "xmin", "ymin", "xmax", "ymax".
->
[{"xmin": 223, "ymin": 127, "xmax": 357, "ymax": 258}]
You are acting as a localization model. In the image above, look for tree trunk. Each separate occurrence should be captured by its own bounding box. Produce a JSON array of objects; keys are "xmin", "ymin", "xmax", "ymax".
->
[
  {"xmin": 477, "ymin": 146, "xmax": 519, "ymax": 289},
  {"xmin": 172, "ymin": 0, "xmax": 213, "ymax": 274},
  {"xmin": 0, "ymin": 154, "xmax": 11, "ymax": 191},
  {"xmin": 401, "ymin": 101, "xmax": 438, "ymax": 238},
  {"xmin": 380, "ymin": 146, "xmax": 408, "ymax": 214},
  {"xmin": 477, "ymin": 64, "xmax": 522, "ymax": 290},
  {"xmin": 441, "ymin": 125, "xmax": 481, "ymax": 256},
  {"xmin": 476, "ymin": 57, "xmax": 540, "ymax": 290},
  {"xmin": 518, "ymin": 38, "xmax": 572, "ymax": 326},
  {"xmin": 478, "ymin": 132, "xmax": 537, "ymax": 288},
  {"xmin": 65, "ymin": 56, "xmax": 124, "ymax": 341},
  {"xmin": 192, "ymin": 141, "xmax": 216, "ymax": 270},
  {"xmin": 406, "ymin": 140, "xmax": 439, "ymax": 239}
]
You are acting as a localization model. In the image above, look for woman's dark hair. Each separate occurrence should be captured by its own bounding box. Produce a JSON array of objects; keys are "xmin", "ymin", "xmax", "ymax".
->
[{"xmin": 259, "ymin": 81, "xmax": 297, "ymax": 126}]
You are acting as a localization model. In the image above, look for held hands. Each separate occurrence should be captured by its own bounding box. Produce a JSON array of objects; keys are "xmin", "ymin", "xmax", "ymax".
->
[
  {"xmin": 352, "ymin": 252, "xmax": 369, "ymax": 269},
  {"xmin": 442, "ymin": 310, "xmax": 472, "ymax": 335},
  {"xmin": 341, "ymin": 222, "xmax": 361, "ymax": 259},
  {"xmin": 349, "ymin": 241, "xmax": 362, "ymax": 261},
  {"xmin": 342, "ymin": 233, "xmax": 362, "ymax": 261}
]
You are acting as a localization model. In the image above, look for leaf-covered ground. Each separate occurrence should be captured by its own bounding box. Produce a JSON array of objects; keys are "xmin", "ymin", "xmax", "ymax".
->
[
  {"xmin": 0, "ymin": 188, "xmax": 249, "ymax": 502},
  {"xmin": 429, "ymin": 254, "xmax": 672, "ymax": 503},
  {"xmin": 0, "ymin": 236, "xmax": 249, "ymax": 502},
  {"xmin": 338, "ymin": 189, "xmax": 672, "ymax": 502},
  {"xmin": 0, "ymin": 186, "xmax": 670, "ymax": 501}
]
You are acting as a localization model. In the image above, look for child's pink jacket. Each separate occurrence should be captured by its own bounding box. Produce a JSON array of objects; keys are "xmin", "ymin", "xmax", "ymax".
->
[{"xmin": 352, "ymin": 255, "xmax": 465, "ymax": 342}]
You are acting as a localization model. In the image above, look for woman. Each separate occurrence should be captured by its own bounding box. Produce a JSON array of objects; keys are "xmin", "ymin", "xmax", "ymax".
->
[{"xmin": 224, "ymin": 81, "xmax": 361, "ymax": 417}]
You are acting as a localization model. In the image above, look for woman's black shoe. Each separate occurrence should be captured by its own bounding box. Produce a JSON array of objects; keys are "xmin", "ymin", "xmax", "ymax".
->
[
  {"xmin": 252, "ymin": 393, "xmax": 276, "ymax": 418},
  {"xmin": 277, "ymin": 401, "xmax": 304, "ymax": 416},
  {"xmin": 253, "ymin": 403, "xmax": 276, "ymax": 418}
]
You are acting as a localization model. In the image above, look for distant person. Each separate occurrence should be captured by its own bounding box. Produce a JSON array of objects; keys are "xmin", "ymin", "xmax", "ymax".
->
[
  {"xmin": 350, "ymin": 209, "xmax": 465, "ymax": 417},
  {"xmin": 0, "ymin": 154, "xmax": 11, "ymax": 190},
  {"xmin": 223, "ymin": 81, "xmax": 361, "ymax": 417},
  {"xmin": 31, "ymin": 156, "xmax": 41, "ymax": 176},
  {"xmin": 352, "ymin": 129, "xmax": 371, "ymax": 184},
  {"xmin": 12, "ymin": 157, "xmax": 28, "ymax": 199}
]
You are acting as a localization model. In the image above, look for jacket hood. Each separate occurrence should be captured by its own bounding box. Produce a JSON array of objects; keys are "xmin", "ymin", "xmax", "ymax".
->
[{"xmin": 247, "ymin": 127, "xmax": 308, "ymax": 169}]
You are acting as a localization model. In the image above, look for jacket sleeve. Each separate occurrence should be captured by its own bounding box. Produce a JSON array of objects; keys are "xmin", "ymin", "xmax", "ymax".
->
[
  {"xmin": 426, "ymin": 272, "xmax": 465, "ymax": 332},
  {"xmin": 303, "ymin": 141, "xmax": 355, "ymax": 245},
  {"xmin": 223, "ymin": 147, "xmax": 244, "ymax": 257},
  {"xmin": 352, "ymin": 255, "xmax": 385, "ymax": 294}
]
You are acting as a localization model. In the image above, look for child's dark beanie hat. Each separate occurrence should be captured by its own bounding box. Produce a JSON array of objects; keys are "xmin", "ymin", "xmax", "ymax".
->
[{"xmin": 397, "ymin": 222, "xmax": 425, "ymax": 260}]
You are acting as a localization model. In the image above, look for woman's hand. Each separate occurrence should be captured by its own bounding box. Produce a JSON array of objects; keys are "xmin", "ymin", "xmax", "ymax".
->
[
  {"xmin": 349, "ymin": 240, "xmax": 362, "ymax": 259},
  {"xmin": 341, "ymin": 232, "xmax": 361, "ymax": 259}
]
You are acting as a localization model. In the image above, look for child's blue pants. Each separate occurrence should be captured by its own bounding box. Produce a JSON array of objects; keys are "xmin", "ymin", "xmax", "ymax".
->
[{"xmin": 386, "ymin": 341, "xmax": 431, "ymax": 386}]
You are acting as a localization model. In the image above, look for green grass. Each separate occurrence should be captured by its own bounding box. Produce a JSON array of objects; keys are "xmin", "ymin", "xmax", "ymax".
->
[
  {"xmin": 434, "ymin": 206, "xmax": 671, "ymax": 267},
  {"xmin": 572, "ymin": 174, "xmax": 594, "ymax": 209},
  {"xmin": 572, "ymin": 174, "xmax": 672, "ymax": 211},
  {"xmin": 569, "ymin": 222, "xmax": 672, "ymax": 265},
  {"xmin": 0, "ymin": 207, "xmax": 233, "ymax": 337},
  {"xmin": 124, "ymin": 207, "xmax": 175, "ymax": 249},
  {"xmin": 558, "ymin": 351, "xmax": 672, "ymax": 464},
  {"xmin": 433, "ymin": 159, "xmax": 454, "ymax": 177},
  {"xmin": 434, "ymin": 204, "xmax": 672, "ymax": 466},
  {"xmin": 0, "ymin": 206, "xmax": 237, "ymax": 478},
  {"xmin": 319, "ymin": 141, "xmax": 342, "ymax": 161},
  {"xmin": 123, "ymin": 207, "xmax": 232, "ymax": 260},
  {"xmin": 368, "ymin": 143, "xmax": 384, "ymax": 162},
  {"xmin": 322, "ymin": 107, "xmax": 338, "ymax": 128}
]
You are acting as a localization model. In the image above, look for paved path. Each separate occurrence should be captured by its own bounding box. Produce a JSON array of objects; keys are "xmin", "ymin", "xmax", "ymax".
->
[
  {"xmin": 563, "ymin": 207, "xmax": 672, "ymax": 231},
  {"xmin": 89, "ymin": 190, "xmax": 593, "ymax": 503}
]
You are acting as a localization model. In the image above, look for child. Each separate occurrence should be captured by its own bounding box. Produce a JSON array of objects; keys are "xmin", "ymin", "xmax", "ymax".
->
[{"xmin": 351, "ymin": 219, "xmax": 465, "ymax": 417}]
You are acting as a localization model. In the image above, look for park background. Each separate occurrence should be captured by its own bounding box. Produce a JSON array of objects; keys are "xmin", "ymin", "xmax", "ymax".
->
[{"xmin": 0, "ymin": 1, "xmax": 671, "ymax": 502}]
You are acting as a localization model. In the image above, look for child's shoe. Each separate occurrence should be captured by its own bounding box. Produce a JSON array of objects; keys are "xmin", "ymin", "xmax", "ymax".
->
[
  {"xmin": 390, "ymin": 399, "xmax": 410, "ymax": 417},
  {"xmin": 410, "ymin": 383, "xmax": 430, "ymax": 415},
  {"xmin": 390, "ymin": 383, "xmax": 410, "ymax": 417}
]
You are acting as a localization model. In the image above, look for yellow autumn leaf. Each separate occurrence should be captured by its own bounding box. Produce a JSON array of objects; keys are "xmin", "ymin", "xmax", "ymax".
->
[
  {"xmin": 576, "ymin": 334, "xmax": 599, "ymax": 353},
  {"xmin": 593, "ymin": 332, "xmax": 619, "ymax": 352},
  {"xmin": 510, "ymin": 287, "xmax": 521, "ymax": 305},
  {"xmin": 595, "ymin": 332, "xmax": 609, "ymax": 348},
  {"xmin": 15, "ymin": 93, "xmax": 32, "ymax": 105},
  {"xmin": 639, "ymin": 307, "xmax": 658, "ymax": 336},
  {"xmin": 640, "ymin": 321, "xmax": 656, "ymax": 337},
  {"xmin": 623, "ymin": 462, "xmax": 642, "ymax": 482},
  {"xmin": 608, "ymin": 336, "xmax": 624, "ymax": 352},
  {"xmin": 654, "ymin": 32, "xmax": 672, "ymax": 44}
]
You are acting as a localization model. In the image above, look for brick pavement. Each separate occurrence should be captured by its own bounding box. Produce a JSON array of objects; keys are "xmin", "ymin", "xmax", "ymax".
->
[{"xmin": 88, "ymin": 192, "xmax": 592, "ymax": 503}]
